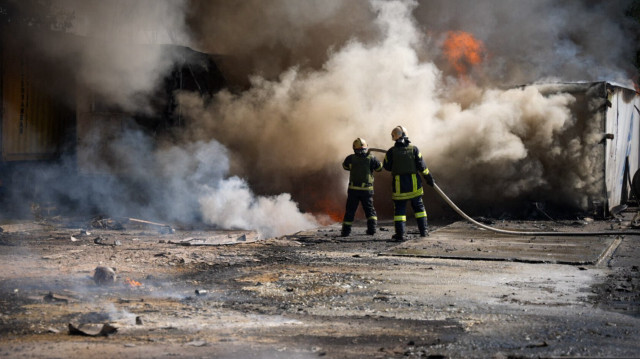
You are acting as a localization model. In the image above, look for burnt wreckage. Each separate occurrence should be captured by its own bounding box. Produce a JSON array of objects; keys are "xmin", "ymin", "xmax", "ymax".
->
[{"xmin": 0, "ymin": 28, "xmax": 226, "ymax": 215}]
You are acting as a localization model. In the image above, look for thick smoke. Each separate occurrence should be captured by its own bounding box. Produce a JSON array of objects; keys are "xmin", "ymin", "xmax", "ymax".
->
[
  {"xmin": 3, "ymin": 0, "xmax": 318, "ymax": 237},
  {"xmin": 58, "ymin": 0, "xmax": 191, "ymax": 112},
  {"xmin": 177, "ymin": 0, "xmax": 441, "ymax": 203},
  {"xmin": 187, "ymin": 0, "xmax": 639, "ymax": 88},
  {"xmin": 5, "ymin": 0, "xmax": 639, "ymax": 234},
  {"xmin": 186, "ymin": 0, "xmax": 379, "ymax": 88},
  {"xmin": 412, "ymin": 0, "xmax": 639, "ymax": 87},
  {"xmin": 15, "ymin": 128, "xmax": 317, "ymax": 238},
  {"xmin": 61, "ymin": 0, "xmax": 318, "ymax": 235},
  {"xmin": 179, "ymin": 0, "xmax": 639, "ymax": 216}
]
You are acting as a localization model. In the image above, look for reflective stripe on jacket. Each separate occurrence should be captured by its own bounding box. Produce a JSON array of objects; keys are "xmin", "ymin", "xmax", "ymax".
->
[{"xmin": 383, "ymin": 142, "xmax": 430, "ymax": 200}]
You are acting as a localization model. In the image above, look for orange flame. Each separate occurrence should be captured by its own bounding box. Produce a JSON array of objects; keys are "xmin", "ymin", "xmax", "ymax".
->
[
  {"xmin": 314, "ymin": 198, "xmax": 343, "ymax": 224},
  {"xmin": 125, "ymin": 277, "xmax": 142, "ymax": 287},
  {"xmin": 442, "ymin": 31, "xmax": 486, "ymax": 76}
]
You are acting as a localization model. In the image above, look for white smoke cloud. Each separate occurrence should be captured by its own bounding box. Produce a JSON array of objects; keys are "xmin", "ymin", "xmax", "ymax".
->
[
  {"xmin": 179, "ymin": 0, "xmax": 606, "ymax": 216},
  {"xmin": 43, "ymin": 0, "xmax": 192, "ymax": 112},
  {"xmin": 427, "ymin": 85, "xmax": 582, "ymax": 203},
  {"xmin": 7, "ymin": 0, "xmax": 638, "ymax": 231},
  {"xmin": 156, "ymin": 140, "xmax": 318, "ymax": 238},
  {"xmin": 199, "ymin": 177, "xmax": 318, "ymax": 238},
  {"xmin": 36, "ymin": 130, "xmax": 318, "ymax": 237},
  {"xmin": 178, "ymin": 0, "xmax": 442, "ymax": 186}
]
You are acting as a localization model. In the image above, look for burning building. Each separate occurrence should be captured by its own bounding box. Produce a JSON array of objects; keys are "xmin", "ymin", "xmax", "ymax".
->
[{"xmin": 1, "ymin": 0, "xmax": 639, "ymax": 235}]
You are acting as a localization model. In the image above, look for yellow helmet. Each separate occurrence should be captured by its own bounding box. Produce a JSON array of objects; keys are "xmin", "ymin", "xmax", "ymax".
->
[
  {"xmin": 391, "ymin": 125, "xmax": 407, "ymax": 141},
  {"xmin": 353, "ymin": 137, "xmax": 368, "ymax": 150}
]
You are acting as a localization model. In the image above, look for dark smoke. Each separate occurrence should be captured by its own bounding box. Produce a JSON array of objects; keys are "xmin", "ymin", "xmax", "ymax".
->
[
  {"xmin": 3, "ymin": 0, "xmax": 639, "ymax": 236},
  {"xmin": 2, "ymin": 0, "xmax": 318, "ymax": 236},
  {"xmin": 179, "ymin": 0, "xmax": 639, "ymax": 218},
  {"xmin": 185, "ymin": 0, "xmax": 380, "ymax": 88},
  {"xmin": 186, "ymin": 0, "xmax": 640, "ymax": 88},
  {"xmin": 412, "ymin": 0, "xmax": 640, "ymax": 87}
]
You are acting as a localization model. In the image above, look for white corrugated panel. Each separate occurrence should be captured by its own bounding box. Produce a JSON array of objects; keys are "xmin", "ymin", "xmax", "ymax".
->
[{"xmin": 604, "ymin": 85, "xmax": 640, "ymax": 209}]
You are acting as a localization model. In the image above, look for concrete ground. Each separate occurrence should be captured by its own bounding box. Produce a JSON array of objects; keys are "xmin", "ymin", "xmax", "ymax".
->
[{"xmin": 0, "ymin": 214, "xmax": 639, "ymax": 358}]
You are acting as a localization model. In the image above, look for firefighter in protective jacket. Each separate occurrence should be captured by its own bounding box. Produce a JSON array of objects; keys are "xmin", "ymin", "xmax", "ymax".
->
[
  {"xmin": 383, "ymin": 126, "xmax": 434, "ymax": 241},
  {"xmin": 341, "ymin": 138, "xmax": 383, "ymax": 237}
]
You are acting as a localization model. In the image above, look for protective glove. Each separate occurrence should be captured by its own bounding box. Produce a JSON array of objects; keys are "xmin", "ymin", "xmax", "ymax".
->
[{"xmin": 424, "ymin": 173, "xmax": 434, "ymax": 187}]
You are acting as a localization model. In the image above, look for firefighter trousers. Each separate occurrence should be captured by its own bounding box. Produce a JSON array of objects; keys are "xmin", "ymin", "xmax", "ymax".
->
[
  {"xmin": 393, "ymin": 196, "xmax": 427, "ymax": 223},
  {"xmin": 342, "ymin": 189, "xmax": 377, "ymax": 225}
]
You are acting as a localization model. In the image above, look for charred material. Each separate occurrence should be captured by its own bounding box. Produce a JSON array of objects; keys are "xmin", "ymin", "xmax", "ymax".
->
[{"xmin": 92, "ymin": 266, "xmax": 117, "ymax": 286}]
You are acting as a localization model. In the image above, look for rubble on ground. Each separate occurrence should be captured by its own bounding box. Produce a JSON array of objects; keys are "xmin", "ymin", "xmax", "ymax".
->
[{"xmin": 0, "ymin": 214, "xmax": 639, "ymax": 358}]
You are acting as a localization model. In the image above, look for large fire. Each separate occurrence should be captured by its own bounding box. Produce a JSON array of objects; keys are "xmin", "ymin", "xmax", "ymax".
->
[{"xmin": 442, "ymin": 31, "xmax": 486, "ymax": 77}]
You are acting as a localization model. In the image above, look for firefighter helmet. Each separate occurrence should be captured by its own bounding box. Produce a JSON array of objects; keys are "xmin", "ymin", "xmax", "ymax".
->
[
  {"xmin": 391, "ymin": 126, "xmax": 407, "ymax": 141},
  {"xmin": 353, "ymin": 137, "xmax": 368, "ymax": 150}
]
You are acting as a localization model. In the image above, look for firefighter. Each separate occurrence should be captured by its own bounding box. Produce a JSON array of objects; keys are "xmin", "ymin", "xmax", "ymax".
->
[
  {"xmin": 341, "ymin": 137, "xmax": 383, "ymax": 237},
  {"xmin": 383, "ymin": 126, "xmax": 434, "ymax": 241}
]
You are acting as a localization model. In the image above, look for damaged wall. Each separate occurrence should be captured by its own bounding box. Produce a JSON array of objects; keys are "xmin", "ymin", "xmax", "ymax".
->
[
  {"xmin": 526, "ymin": 82, "xmax": 640, "ymax": 214},
  {"xmin": 0, "ymin": 31, "xmax": 76, "ymax": 161},
  {"xmin": 605, "ymin": 84, "xmax": 640, "ymax": 209}
]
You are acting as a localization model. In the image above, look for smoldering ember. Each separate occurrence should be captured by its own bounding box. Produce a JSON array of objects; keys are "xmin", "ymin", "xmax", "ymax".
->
[{"xmin": 1, "ymin": 1, "xmax": 640, "ymax": 358}]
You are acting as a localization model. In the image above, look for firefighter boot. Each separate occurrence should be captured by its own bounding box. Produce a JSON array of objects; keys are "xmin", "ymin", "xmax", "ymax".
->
[
  {"xmin": 391, "ymin": 221, "xmax": 405, "ymax": 242},
  {"xmin": 341, "ymin": 224, "xmax": 351, "ymax": 237},
  {"xmin": 417, "ymin": 217, "xmax": 429, "ymax": 237},
  {"xmin": 366, "ymin": 219, "xmax": 377, "ymax": 235}
]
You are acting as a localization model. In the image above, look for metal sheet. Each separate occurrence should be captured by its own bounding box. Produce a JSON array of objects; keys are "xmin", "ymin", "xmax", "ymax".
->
[
  {"xmin": 605, "ymin": 86, "xmax": 640, "ymax": 209},
  {"xmin": 1, "ymin": 36, "xmax": 74, "ymax": 161}
]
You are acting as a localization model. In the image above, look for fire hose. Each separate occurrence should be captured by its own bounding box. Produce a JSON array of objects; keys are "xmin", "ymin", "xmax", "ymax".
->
[{"xmin": 368, "ymin": 148, "xmax": 640, "ymax": 237}]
